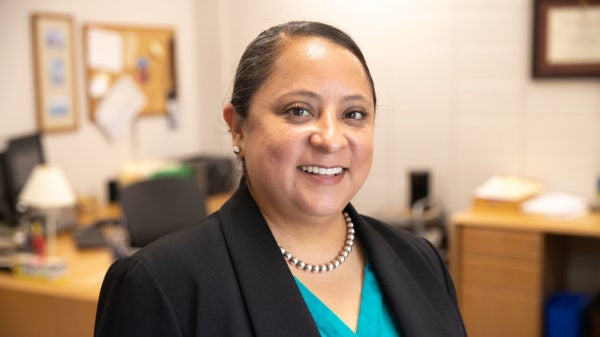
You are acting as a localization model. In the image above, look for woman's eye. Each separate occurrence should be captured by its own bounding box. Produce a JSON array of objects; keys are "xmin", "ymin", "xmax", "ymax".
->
[
  {"xmin": 287, "ymin": 106, "xmax": 312, "ymax": 117},
  {"xmin": 344, "ymin": 111, "xmax": 368, "ymax": 120}
]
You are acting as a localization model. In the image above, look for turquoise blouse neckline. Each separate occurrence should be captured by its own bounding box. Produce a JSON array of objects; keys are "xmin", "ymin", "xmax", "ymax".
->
[{"xmin": 294, "ymin": 262, "xmax": 401, "ymax": 337}]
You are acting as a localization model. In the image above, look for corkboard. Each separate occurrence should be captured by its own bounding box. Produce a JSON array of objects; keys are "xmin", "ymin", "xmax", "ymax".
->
[{"xmin": 83, "ymin": 24, "xmax": 176, "ymax": 121}]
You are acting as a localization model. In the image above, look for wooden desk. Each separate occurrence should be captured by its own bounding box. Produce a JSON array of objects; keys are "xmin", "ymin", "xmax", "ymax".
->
[
  {"xmin": 0, "ymin": 192, "xmax": 230, "ymax": 337},
  {"xmin": 450, "ymin": 209, "xmax": 600, "ymax": 337}
]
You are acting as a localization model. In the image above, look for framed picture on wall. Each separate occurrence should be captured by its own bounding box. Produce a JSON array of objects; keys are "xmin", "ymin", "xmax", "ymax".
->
[
  {"xmin": 533, "ymin": 0, "xmax": 600, "ymax": 77},
  {"xmin": 31, "ymin": 12, "xmax": 79, "ymax": 133}
]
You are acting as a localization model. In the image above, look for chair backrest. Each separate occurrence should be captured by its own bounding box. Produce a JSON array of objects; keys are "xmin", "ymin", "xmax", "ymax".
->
[{"xmin": 120, "ymin": 177, "xmax": 206, "ymax": 247}]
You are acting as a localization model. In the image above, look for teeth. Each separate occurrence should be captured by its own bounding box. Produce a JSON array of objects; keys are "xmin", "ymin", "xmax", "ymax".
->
[{"xmin": 301, "ymin": 166, "xmax": 343, "ymax": 176}]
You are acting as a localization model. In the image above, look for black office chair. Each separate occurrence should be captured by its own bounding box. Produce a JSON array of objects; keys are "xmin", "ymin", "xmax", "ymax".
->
[{"xmin": 120, "ymin": 177, "xmax": 206, "ymax": 248}]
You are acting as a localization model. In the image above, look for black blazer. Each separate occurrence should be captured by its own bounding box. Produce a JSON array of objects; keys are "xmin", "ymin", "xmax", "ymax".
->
[{"xmin": 94, "ymin": 183, "xmax": 466, "ymax": 337}]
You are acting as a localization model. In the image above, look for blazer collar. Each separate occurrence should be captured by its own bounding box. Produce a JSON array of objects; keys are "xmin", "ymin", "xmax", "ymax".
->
[
  {"xmin": 218, "ymin": 182, "xmax": 320, "ymax": 337},
  {"xmin": 348, "ymin": 205, "xmax": 464, "ymax": 337}
]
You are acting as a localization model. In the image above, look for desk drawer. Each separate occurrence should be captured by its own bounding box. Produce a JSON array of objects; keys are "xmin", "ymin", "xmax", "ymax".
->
[
  {"xmin": 461, "ymin": 284, "xmax": 540, "ymax": 337},
  {"xmin": 462, "ymin": 227, "xmax": 542, "ymax": 260},
  {"xmin": 462, "ymin": 254, "xmax": 541, "ymax": 290}
]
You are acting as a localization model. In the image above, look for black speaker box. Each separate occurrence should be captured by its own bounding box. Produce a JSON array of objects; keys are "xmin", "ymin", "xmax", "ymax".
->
[
  {"xmin": 0, "ymin": 152, "xmax": 15, "ymax": 224},
  {"xmin": 107, "ymin": 179, "xmax": 120, "ymax": 203},
  {"xmin": 409, "ymin": 170, "xmax": 430, "ymax": 207}
]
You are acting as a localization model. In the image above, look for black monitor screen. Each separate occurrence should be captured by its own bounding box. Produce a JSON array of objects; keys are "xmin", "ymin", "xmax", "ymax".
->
[{"xmin": 2, "ymin": 133, "xmax": 45, "ymax": 220}]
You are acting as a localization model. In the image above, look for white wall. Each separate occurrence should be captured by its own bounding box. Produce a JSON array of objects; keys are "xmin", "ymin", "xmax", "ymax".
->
[
  {"xmin": 1, "ymin": 0, "xmax": 599, "ymax": 215},
  {"xmin": 0, "ymin": 0, "xmax": 229, "ymax": 202},
  {"xmin": 219, "ymin": 0, "xmax": 600, "ymax": 214}
]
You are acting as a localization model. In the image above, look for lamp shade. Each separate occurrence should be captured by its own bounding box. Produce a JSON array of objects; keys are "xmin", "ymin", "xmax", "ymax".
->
[{"xmin": 18, "ymin": 164, "xmax": 76, "ymax": 209}]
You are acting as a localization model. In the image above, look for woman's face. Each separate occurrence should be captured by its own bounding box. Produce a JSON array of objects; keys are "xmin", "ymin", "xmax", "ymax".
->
[{"xmin": 228, "ymin": 36, "xmax": 375, "ymax": 220}]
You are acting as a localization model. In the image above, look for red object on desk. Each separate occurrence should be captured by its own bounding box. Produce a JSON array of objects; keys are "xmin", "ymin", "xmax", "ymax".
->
[{"xmin": 31, "ymin": 234, "xmax": 46, "ymax": 256}]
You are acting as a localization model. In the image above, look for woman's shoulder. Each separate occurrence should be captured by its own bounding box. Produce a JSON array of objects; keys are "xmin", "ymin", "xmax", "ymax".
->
[{"xmin": 96, "ymin": 211, "xmax": 253, "ymax": 337}]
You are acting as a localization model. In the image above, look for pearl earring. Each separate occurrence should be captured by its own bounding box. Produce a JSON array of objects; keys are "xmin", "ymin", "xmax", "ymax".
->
[{"xmin": 232, "ymin": 146, "xmax": 240, "ymax": 155}]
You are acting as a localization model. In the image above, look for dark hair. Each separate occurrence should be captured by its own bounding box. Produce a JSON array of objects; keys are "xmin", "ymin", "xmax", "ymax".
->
[{"xmin": 230, "ymin": 21, "xmax": 376, "ymax": 119}]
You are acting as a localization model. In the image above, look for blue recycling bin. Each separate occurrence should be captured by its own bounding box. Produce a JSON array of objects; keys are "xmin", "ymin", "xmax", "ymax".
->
[{"xmin": 545, "ymin": 292, "xmax": 591, "ymax": 337}]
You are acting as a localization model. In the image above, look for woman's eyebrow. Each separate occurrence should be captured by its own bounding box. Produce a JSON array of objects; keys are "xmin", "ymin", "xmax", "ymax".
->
[
  {"xmin": 341, "ymin": 94, "xmax": 370, "ymax": 103},
  {"xmin": 279, "ymin": 90, "xmax": 320, "ymax": 100},
  {"xmin": 279, "ymin": 90, "xmax": 370, "ymax": 103}
]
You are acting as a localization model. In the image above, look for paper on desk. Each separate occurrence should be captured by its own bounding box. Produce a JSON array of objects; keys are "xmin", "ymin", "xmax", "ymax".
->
[
  {"xmin": 87, "ymin": 28, "xmax": 123, "ymax": 72},
  {"xmin": 521, "ymin": 192, "xmax": 589, "ymax": 219},
  {"xmin": 96, "ymin": 75, "xmax": 146, "ymax": 139},
  {"xmin": 474, "ymin": 175, "xmax": 542, "ymax": 201}
]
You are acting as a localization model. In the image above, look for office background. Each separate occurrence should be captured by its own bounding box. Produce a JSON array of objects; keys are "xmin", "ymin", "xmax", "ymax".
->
[{"xmin": 1, "ymin": 0, "xmax": 599, "ymax": 216}]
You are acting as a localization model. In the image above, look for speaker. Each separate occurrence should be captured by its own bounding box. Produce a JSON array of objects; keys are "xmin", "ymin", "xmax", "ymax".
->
[
  {"xmin": 107, "ymin": 179, "xmax": 120, "ymax": 203},
  {"xmin": 0, "ymin": 152, "xmax": 16, "ymax": 224},
  {"xmin": 409, "ymin": 170, "xmax": 430, "ymax": 208}
]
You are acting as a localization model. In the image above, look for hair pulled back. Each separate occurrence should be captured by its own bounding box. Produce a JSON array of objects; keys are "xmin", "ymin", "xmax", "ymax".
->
[{"xmin": 230, "ymin": 21, "xmax": 376, "ymax": 119}]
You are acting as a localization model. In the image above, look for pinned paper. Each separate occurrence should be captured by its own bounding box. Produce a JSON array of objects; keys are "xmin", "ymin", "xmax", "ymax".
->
[
  {"xmin": 87, "ymin": 28, "xmax": 123, "ymax": 72},
  {"xmin": 96, "ymin": 75, "xmax": 146, "ymax": 139},
  {"xmin": 89, "ymin": 73, "xmax": 110, "ymax": 98}
]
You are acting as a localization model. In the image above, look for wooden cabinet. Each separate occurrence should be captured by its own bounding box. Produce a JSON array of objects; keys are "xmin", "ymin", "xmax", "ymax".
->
[
  {"xmin": 458, "ymin": 227, "xmax": 543, "ymax": 337},
  {"xmin": 450, "ymin": 210, "xmax": 600, "ymax": 337}
]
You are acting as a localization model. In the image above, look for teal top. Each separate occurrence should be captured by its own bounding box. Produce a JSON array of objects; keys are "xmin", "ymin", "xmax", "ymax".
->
[{"xmin": 294, "ymin": 262, "xmax": 402, "ymax": 337}]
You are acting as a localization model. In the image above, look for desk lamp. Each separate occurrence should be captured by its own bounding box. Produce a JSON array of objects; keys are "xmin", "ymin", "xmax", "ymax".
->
[{"xmin": 18, "ymin": 164, "xmax": 75, "ymax": 277}]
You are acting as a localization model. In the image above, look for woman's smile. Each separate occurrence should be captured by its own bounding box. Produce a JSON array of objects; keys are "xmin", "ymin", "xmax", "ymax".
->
[{"xmin": 299, "ymin": 166, "xmax": 344, "ymax": 176}]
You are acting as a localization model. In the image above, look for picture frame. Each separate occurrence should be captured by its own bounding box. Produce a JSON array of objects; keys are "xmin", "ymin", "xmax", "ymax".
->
[
  {"xmin": 31, "ymin": 12, "xmax": 78, "ymax": 133},
  {"xmin": 532, "ymin": 0, "xmax": 600, "ymax": 77}
]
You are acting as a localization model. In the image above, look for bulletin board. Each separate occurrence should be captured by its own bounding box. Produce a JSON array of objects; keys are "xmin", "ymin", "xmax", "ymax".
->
[{"xmin": 83, "ymin": 24, "xmax": 177, "ymax": 123}]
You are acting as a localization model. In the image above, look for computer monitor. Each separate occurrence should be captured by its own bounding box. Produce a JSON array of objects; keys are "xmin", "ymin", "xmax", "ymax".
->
[{"xmin": 0, "ymin": 133, "xmax": 45, "ymax": 225}]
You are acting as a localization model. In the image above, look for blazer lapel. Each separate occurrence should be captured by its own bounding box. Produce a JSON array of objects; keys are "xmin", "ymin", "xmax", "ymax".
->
[
  {"xmin": 218, "ymin": 184, "xmax": 320, "ymax": 337},
  {"xmin": 217, "ymin": 184, "xmax": 463, "ymax": 337},
  {"xmin": 348, "ymin": 206, "xmax": 464, "ymax": 337}
]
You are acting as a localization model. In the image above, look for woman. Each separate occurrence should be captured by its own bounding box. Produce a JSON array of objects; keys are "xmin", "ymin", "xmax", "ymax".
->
[{"xmin": 95, "ymin": 21, "xmax": 466, "ymax": 337}]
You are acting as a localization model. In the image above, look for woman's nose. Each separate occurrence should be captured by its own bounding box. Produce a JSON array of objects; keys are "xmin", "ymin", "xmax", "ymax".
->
[{"xmin": 309, "ymin": 114, "xmax": 347, "ymax": 152}]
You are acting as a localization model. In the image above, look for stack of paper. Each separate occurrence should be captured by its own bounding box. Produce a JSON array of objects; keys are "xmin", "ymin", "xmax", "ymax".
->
[
  {"xmin": 521, "ymin": 192, "xmax": 589, "ymax": 219},
  {"xmin": 474, "ymin": 175, "xmax": 542, "ymax": 202}
]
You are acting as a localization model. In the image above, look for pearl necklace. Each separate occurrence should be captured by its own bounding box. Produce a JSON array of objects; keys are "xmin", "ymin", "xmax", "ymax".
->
[{"xmin": 279, "ymin": 212, "xmax": 355, "ymax": 273}]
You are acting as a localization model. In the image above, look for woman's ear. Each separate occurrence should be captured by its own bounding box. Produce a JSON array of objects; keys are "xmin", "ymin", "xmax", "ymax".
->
[{"xmin": 223, "ymin": 103, "xmax": 244, "ymax": 148}]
